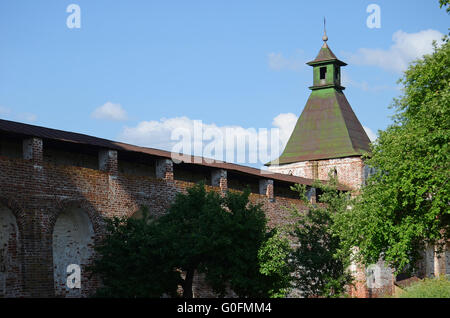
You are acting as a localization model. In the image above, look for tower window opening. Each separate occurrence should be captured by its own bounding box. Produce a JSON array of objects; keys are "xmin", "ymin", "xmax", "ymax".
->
[{"xmin": 320, "ymin": 67, "xmax": 327, "ymax": 80}]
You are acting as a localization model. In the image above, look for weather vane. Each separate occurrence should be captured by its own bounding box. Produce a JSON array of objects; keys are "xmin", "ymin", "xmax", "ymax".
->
[{"xmin": 323, "ymin": 17, "xmax": 328, "ymax": 42}]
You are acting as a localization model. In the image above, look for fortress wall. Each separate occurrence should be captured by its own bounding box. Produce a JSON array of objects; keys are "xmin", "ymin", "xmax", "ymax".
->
[{"xmin": 0, "ymin": 143, "xmax": 306, "ymax": 297}]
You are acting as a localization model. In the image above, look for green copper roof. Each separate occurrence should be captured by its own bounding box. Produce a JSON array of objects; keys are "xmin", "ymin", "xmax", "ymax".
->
[
  {"xmin": 266, "ymin": 41, "xmax": 371, "ymax": 166},
  {"xmin": 307, "ymin": 42, "xmax": 347, "ymax": 66}
]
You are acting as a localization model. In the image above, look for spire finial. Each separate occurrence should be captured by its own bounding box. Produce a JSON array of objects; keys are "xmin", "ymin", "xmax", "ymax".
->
[{"xmin": 322, "ymin": 17, "xmax": 328, "ymax": 42}]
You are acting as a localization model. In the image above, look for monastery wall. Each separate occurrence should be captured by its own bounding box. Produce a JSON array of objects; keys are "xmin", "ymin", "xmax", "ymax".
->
[{"xmin": 0, "ymin": 136, "xmax": 306, "ymax": 297}]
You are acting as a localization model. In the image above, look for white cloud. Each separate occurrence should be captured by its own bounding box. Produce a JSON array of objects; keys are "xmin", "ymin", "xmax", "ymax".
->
[
  {"xmin": 345, "ymin": 29, "xmax": 444, "ymax": 73},
  {"xmin": 0, "ymin": 106, "xmax": 11, "ymax": 116},
  {"xmin": 363, "ymin": 126, "xmax": 377, "ymax": 142},
  {"xmin": 272, "ymin": 112, "xmax": 297, "ymax": 145},
  {"xmin": 341, "ymin": 70, "xmax": 399, "ymax": 92},
  {"xmin": 119, "ymin": 112, "xmax": 380, "ymax": 166},
  {"xmin": 0, "ymin": 106, "xmax": 37, "ymax": 123},
  {"xmin": 17, "ymin": 112, "xmax": 37, "ymax": 123},
  {"xmin": 268, "ymin": 50, "xmax": 305, "ymax": 71},
  {"xmin": 91, "ymin": 102, "xmax": 128, "ymax": 121},
  {"xmin": 120, "ymin": 117, "xmax": 199, "ymax": 151},
  {"xmin": 119, "ymin": 113, "xmax": 299, "ymax": 165}
]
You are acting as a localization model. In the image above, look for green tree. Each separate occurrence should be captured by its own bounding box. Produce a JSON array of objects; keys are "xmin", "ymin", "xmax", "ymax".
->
[
  {"xmin": 89, "ymin": 207, "xmax": 180, "ymax": 297},
  {"xmin": 439, "ymin": 0, "xmax": 449, "ymax": 13},
  {"xmin": 258, "ymin": 229, "xmax": 294, "ymax": 298},
  {"xmin": 159, "ymin": 184, "xmax": 292, "ymax": 297},
  {"xmin": 154, "ymin": 183, "xmax": 228, "ymax": 298},
  {"xmin": 288, "ymin": 174, "xmax": 353, "ymax": 298},
  {"xmin": 91, "ymin": 183, "xmax": 293, "ymax": 298},
  {"xmin": 334, "ymin": 39, "xmax": 450, "ymax": 274}
]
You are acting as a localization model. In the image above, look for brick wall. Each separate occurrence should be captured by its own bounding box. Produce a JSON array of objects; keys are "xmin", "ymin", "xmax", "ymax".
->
[
  {"xmin": 0, "ymin": 152, "xmax": 307, "ymax": 298},
  {"xmin": 267, "ymin": 156, "xmax": 365, "ymax": 191},
  {"xmin": 0, "ymin": 204, "xmax": 22, "ymax": 297},
  {"xmin": 11, "ymin": 134, "xmax": 442, "ymax": 298}
]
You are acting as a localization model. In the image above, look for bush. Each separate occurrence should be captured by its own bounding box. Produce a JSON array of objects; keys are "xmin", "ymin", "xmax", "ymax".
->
[{"xmin": 398, "ymin": 276, "xmax": 450, "ymax": 298}]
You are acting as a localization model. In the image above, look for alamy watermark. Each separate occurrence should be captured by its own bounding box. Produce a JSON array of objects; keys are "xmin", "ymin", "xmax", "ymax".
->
[
  {"xmin": 366, "ymin": 4, "xmax": 381, "ymax": 29},
  {"xmin": 65, "ymin": 4, "xmax": 381, "ymax": 30},
  {"xmin": 66, "ymin": 264, "xmax": 81, "ymax": 289},
  {"xmin": 66, "ymin": 4, "xmax": 81, "ymax": 29}
]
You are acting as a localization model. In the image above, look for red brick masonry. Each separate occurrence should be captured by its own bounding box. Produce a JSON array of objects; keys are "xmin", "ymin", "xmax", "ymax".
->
[{"xmin": 0, "ymin": 154, "xmax": 306, "ymax": 297}]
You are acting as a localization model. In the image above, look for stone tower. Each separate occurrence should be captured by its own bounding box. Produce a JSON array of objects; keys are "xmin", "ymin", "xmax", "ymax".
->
[
  {"xmin": 266, "ymin": 32, "xmax": 371, "ymax": 191},
  {"xmin": 266, "ymin": 31, "xmax": 398, "ymax": 297}
]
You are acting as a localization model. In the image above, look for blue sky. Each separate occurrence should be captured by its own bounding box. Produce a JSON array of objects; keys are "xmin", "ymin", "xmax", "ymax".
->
[{"xmin": 0, "ymin": 0, "xmax": 448, "ymax": 167}]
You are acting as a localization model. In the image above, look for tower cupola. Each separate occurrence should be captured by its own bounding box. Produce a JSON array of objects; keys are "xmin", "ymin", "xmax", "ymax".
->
[{"xmin": 306, "ymin": 29, "xmax": 347, "ymax": 90}]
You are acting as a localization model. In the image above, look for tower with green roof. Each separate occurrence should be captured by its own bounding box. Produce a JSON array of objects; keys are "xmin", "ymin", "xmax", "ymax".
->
[{"xmin": 266, "ymin": 30, "xmax": 371, "ymax": 190}]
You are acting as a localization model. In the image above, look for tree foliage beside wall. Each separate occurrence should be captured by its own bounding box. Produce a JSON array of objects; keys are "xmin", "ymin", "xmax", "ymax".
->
[
  {"xmin": 287, "ymin": 175, "xmax": 354, "ymax": 298},
  {"xmin": 333, "ymin": 38, "xmax": 450, "ymax": 274},
  {"xmin": 90, "ymin": 183, "xmax": 293, "ymax": 298}
]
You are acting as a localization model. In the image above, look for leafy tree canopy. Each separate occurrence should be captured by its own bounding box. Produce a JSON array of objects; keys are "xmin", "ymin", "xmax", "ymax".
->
[
  {"xmin": 91, "ymin": 183, "xmax": 293, "ymax": 298},
  {"xmin": 334, "ymin": 38, "xmax": 450, "ymax": 274},
  {"xmin": 88, "ymin": 208, "xmax": 180, "ymax": 298},
  {"xmin": 439, "ymin": 0, "xmax": 449, "ymax": 13}
]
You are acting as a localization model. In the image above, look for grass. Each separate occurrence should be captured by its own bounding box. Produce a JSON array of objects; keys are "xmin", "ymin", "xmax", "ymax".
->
[{"xmin": 395, "ymin": 276, "xmax": 450, "ymax": 298}]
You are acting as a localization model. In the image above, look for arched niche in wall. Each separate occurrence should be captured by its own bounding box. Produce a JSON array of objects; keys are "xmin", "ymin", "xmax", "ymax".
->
[
  {"xmin": 52, "ymin": 205, "xmax": 94, "ymax": 297},
  {"xmin": 0, "ymin": 203, "xmax": 22, "ymax": 297}
]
